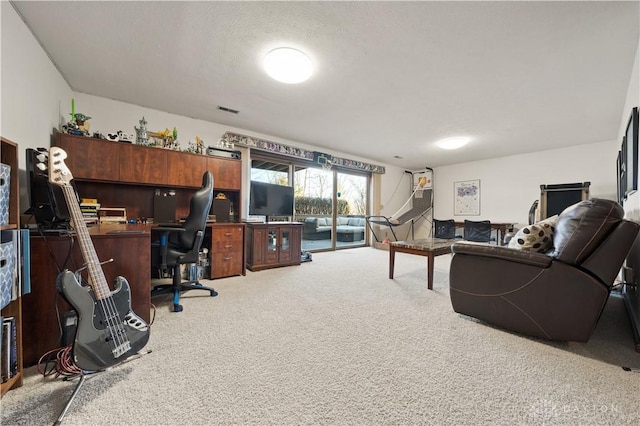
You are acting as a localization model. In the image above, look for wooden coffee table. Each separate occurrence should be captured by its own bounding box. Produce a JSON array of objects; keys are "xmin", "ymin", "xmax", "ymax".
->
[{"xmin": 389, "ymin": 239, "xmax": 456, "ymax": 290}]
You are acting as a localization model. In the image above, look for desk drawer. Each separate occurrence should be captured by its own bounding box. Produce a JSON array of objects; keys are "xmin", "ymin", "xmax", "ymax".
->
[
  {"xmin": 211, "ymin": 251, "xmax": 243, "ymax": 278},
  {"xmin": 212, "ymin": 226, "xmax": 243, "ymax": 252}
]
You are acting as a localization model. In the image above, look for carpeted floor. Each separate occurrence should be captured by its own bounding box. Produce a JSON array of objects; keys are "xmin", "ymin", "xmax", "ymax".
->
[{"xmin": 1, "ymin": 247, "xmax": 639, "ymax": 425}]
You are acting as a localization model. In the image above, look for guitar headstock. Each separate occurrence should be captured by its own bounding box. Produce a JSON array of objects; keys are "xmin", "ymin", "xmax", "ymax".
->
[{"xmin": 49, "ymin": 147, "xmax": 74, "ymax": 187}]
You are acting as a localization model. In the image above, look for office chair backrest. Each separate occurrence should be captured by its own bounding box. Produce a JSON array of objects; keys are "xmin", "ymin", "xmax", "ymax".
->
[
  {"xmin": 433, "ymin": 219, "xmax": 456, "ymax": 239},
  {"xmin": 463, "ymin": 220, "xmax": 492, "ymax": 242},
  {"xmin": 174, "ymin": 171, "xmax": 214, "ymax": 249}
]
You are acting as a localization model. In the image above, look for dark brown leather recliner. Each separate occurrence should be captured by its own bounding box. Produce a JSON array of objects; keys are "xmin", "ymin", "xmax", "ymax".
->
[{"xmin": 449, "ymin": 198, "xmax": 639, "ymax": 342}]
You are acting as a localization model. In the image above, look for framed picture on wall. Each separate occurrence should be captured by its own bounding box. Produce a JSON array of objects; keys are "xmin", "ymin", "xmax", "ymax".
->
[
  {"xmin": 617, "ymin": 150, "xmax": 624, "ymax": 204},
  {"xmin": 621, "ymin": 136, "xmax": 628, "ymax": 201},
  {"xmin": 454, "ymin": 179, "xmax": 480, "ymax": 215},
  {"xmin": 625, "ymin": 107, "xmax": 639, "ymax": 197}
]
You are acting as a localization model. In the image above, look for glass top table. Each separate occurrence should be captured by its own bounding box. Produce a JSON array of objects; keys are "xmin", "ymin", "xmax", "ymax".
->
[{"xmin": 388, "ymin": 238, "xmax": 457, "ymax": 290}]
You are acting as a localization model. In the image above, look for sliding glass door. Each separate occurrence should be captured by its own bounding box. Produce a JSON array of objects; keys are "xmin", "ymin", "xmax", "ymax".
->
[
  {"xmin": 251, "ymin": 152, "xmax": 370, "ymax": 252},
  {"xmin": 294, "ymin": 166, "xmax": 335, "ymax": 251},
  {"xmin": 294, "ymin": 167, "xmax": 368, "ymax": 251}
]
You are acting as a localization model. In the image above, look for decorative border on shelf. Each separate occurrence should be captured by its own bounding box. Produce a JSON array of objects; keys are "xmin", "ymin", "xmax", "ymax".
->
[{"xmin": 221, "ymin": 132, "xmax": 385, "ymax": 174}]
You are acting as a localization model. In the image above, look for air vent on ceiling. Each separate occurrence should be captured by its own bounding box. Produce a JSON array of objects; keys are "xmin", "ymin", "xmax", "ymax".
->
[{"xmin": 217, "ymin": 105, "xmax": 239, "ymax": 114}]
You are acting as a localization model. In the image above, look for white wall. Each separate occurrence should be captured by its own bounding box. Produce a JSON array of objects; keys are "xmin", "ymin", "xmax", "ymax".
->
[
  {"xmin": 0, "ymin": 3, "xmax": 71, "ymax": 166},
  {"xmin": 433, "ymin": 140, "xmax": 618, "ymax": 227}
]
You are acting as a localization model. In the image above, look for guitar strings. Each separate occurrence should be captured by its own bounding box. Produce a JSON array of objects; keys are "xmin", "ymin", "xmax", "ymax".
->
[{"xmin": 61, "ymin": 184, "xmax": 131, "ymax": 356}]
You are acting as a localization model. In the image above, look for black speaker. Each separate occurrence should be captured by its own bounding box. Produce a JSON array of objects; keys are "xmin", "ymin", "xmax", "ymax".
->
[
  {"xmin": 212, "ymin": 198, "xmax": 231, "ymax": 222},
  {"xmin": 154, "ymin": 191, "xmax": 177, "ymax": 223}
]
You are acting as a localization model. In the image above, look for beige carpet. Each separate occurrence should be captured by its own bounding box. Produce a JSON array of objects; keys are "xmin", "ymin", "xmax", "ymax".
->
[{"xmin": 1, "ymin": 247, "xmax": 639, "ymax": 425}]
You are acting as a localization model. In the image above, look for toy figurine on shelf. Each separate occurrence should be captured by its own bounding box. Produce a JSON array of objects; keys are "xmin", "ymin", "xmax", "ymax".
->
[
  {"xmin": 186, "ymin": 136, "xmax": 205, "ymax": 154},
  {"xmin": 135, "ymin": 116, "xmax": 149, "ymax": 145},
  {"xmin": 62, "ymin": 98, "xmax": 92, "ymax": 136}
]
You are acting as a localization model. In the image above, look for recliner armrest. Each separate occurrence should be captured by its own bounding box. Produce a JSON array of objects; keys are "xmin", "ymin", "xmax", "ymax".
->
[{"xmin": 451, "ymin": 242, "xmax": 552, "ymax": 268}]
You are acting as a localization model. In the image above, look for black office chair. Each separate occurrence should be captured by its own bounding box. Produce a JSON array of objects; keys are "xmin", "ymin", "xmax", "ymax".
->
[
  {"xmin": 433, "ymin": 219, "xmax": 457, "ymax": 239},
  {"xmin": 463, "ymin": 219, "xmax": 495, "ymax": 243},
  {"xmin": 151, "ymin": 171, "xmax": 217, "ymax": 312}
]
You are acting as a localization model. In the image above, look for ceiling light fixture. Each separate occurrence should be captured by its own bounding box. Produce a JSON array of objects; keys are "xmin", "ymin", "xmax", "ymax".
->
[
  {"xmin": 263, "ymin": 47, "xmax": 313, "ymax": 84},
  {"xmin": 436, "ymin": 136, "xmax": 471, "ymax": 150}
]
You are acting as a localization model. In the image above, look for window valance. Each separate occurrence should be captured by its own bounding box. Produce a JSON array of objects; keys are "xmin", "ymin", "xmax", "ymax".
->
[{"xmin": 220, "ymin": 132, "xmax": 385, "ymax": 174}]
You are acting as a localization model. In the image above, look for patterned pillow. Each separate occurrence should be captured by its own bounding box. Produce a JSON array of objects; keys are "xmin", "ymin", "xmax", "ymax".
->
[{"xmin": 508, "ymin": 215, "xmax": 558, "ymax": 253}]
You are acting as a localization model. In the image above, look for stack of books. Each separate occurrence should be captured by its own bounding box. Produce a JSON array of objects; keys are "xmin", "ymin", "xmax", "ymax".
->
[
  {"xmin": 1, "ymin": 316, "xmax": 17, "ymax": 383},
  {"xmin": 80, "ymin": 198, "xmax": 100, "ymax": 225}
]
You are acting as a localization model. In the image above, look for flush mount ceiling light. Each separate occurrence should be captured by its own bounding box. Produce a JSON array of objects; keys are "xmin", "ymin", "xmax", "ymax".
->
[
  {"xmin": 263, "ymin": 47, "xmax": 313, "ymax": 84},
  {"xmin": 436, "ymin": 136, "xmax": 471, "ymax": 150}
]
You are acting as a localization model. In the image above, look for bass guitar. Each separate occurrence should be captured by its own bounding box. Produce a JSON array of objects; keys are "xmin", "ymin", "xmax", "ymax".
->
[{"xmin": 47, "ymin": 147, "xmax": 150, "ymax": 371}]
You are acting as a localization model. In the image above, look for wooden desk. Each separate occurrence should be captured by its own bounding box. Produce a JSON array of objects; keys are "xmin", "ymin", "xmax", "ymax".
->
[
  {"xmin": 454, "ymin": 222, "xmax": 512, "ymax": 245},
  {"xmin": 22, "ymin": 224, "xmax": 151, "ymax": 367},
  {"xmin": 389, "ymin": 239, "xmax": 456, "ymax": 290}
]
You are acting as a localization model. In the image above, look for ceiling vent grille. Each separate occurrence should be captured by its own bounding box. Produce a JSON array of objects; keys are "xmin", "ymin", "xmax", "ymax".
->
[{"xmin": 217, "ymin": 105, "xmax": 239, "ymax": 114}]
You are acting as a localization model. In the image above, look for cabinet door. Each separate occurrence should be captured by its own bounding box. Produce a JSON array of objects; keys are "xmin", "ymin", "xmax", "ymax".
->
[
  {"xmin": 119, "ymin": 144, "xmax": 166, "ymax": 185},
  {"xmin": 57, "ymin": 134, "xmax": 120, "ymax": 181},
  {"xmin": 167, "ymin": 151, "xmax": 206, "ymax": 187},
  {"xmin": 207, "ymin": 157, "xmax": 241, "ymax": 190},
  {"xmin": 266, "ymin": 228, "xmax": 279, "ymax": 264},
  {"xmin": 289, "ymin": 225, "xmax": 301, "ymax": 260},
  {"xmin": 251, "ymin": 227, "xmax": 267, "ymax": 266},
  {"xmin": 278, "ymin": 227, "xmax": 293, "ymax": 263}
]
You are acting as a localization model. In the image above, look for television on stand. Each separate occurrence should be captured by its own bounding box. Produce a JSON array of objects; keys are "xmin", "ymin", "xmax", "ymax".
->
[
  {"xmin": 25, "ymin": 148, "xmax": 78, "ymax": 231},
  {"xmin": 249, "ymin": 180, "xmax": 294, "ymax": 223}
]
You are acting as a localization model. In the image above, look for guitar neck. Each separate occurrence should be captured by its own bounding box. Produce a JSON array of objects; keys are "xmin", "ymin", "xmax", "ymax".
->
[{"xmin": 60, "ymin": 184, "xmax": 111, "ymax": 300}]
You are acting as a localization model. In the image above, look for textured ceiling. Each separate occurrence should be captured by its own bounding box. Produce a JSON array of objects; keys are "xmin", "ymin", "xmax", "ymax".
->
[{"xmin": 10, "ymin": 1, "xmax": 640, "ymax": 170}]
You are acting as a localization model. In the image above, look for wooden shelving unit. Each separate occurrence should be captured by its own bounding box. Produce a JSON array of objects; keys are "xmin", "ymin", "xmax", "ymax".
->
[{"xmin": 1, "ymin": 136, "xmax": 23, "ymax": 396}]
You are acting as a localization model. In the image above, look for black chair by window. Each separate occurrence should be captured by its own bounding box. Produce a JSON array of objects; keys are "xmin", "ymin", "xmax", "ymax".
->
[
  {"xmin": 463, "ymin": 219, "xmax": 495, "ymax": 244},
  {"xmin": 433, "ymin": 219, "xmax": 457, "ymax": 239},
  {"xmin": 151, "ymin": 171, "xmax": 217, "ymax": 312}
]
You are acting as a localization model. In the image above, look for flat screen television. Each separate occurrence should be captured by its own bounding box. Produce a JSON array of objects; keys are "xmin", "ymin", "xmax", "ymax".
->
[
  {"xmin": 249, "ymin": 180, "xmax": 294, "ymax": 220},
  {"xmin": 625, "ymin": 107, "xmax": 639, "ymax": 197},
  {"xmin": 25, "ymin": 148, "xmax": 77, "ymax": 230}
]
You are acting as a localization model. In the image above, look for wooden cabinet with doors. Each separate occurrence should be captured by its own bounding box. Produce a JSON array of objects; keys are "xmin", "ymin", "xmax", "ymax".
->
[
  {"xmin": 245, "ymin": 222, "xmax": 302, "ymax": 271},
  {"xmin": 54, "ymin": 133, "xmax": 242, "ymax": 219}
]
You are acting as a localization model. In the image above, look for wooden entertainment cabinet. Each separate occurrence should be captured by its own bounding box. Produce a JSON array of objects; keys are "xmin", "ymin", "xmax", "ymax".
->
[
  {"xmin": 245, "ymin": 222, "xmax": 302, "ymax": 271},
  {"xmin": 55, "ymin": 133, "xmax": 245, "ymax": 280}
]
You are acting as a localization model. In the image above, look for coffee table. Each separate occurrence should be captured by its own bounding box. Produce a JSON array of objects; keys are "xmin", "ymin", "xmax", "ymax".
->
[{"xmin": 389, "ymin": 238, "xmax": 456, "ymax": 290}]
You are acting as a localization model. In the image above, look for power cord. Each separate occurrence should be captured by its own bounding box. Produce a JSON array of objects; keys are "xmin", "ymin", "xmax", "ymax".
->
[{"xmin": 37, "ymin": 346, "xmax": 82, "ymax": 378}]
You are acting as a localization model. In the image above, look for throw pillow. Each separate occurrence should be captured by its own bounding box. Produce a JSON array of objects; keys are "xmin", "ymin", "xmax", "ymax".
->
[{"xmin": 508, "ymin": 215, "xmax": 558, "ymax": 253}]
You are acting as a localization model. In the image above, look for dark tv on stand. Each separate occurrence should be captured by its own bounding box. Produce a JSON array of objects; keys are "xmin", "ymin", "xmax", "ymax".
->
[{"xmin": 249, "ymin": 180, "xmax": 294, "ymax": 222}]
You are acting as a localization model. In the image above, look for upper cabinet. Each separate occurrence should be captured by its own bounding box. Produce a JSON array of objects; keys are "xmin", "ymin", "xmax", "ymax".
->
[
  {"xmin": 56, "ymin": 133, "xmax": 120, "ymax": 181},
  {"xmin": 119, "ymin": 143, "xmax": 166, "ymax": 185},
  {"xmin": 55, "ymin": 133, "xmax": 241, "ymax": 190},
  {"xmin": 166, "ymin": 150, "xmax": 206, "ymax": 187},
  {"xmin": 207, "ymin": 156, "xmax": 241, "ymax": 190}
]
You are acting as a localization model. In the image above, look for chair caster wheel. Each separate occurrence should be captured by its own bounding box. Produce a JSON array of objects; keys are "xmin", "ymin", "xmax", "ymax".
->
[
  {"xmin": 210, "ymin": 290, "xmax": 218, "ymax": 297},
  {"xmin": 173, "ymin": 304, "xmax": 183, "ymax": 312}
]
